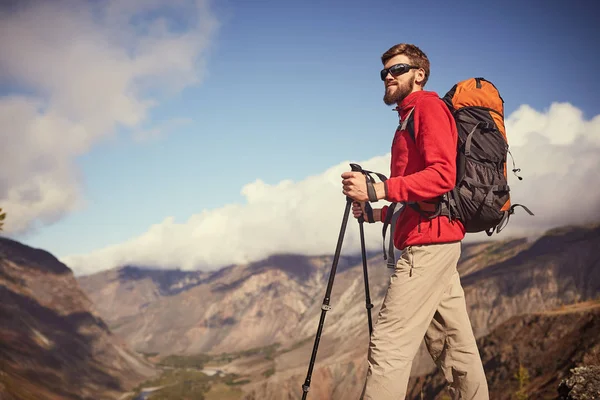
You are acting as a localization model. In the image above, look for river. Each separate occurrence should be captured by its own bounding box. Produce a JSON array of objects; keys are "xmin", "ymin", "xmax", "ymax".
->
[{"xmin": 133, "ymin": 386, "xmax": 164, "ymax": 400}]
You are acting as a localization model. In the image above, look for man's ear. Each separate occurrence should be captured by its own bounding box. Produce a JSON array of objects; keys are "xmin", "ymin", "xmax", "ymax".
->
[{"xmin": 414, "ymin": 69, "xmax": 426, "ymax": 86}]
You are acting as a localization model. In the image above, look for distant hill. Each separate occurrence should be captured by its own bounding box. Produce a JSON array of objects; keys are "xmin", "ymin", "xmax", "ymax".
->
[
  {"xmin": 0, "ymin": 237, "xmax": 156, "ymax": 400},
  {"xmin": 77, "ymin": 222, "xmax": 600, "ymax": 399}
]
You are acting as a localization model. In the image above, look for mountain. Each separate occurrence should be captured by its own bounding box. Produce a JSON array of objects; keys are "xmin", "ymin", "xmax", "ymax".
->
[
  {"xmin": 0, "ymin": 237, "xmax": 156, "ymax": 400},
  {"xmin": 77, "ymin": 222, "xmax": 600, "ymax": 399},
  {"xmin": 77, "ymin": 253, "xmax": 372, "ymax": 355},
  {"xmin": 76, "ymin": 236, "xmax": 529, "ymax": 357}
]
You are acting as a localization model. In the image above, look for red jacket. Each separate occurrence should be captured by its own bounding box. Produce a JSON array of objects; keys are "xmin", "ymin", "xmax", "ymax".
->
[{"xmin": 380, "ymin": 90, "xmax": 465, "ymax": 250}]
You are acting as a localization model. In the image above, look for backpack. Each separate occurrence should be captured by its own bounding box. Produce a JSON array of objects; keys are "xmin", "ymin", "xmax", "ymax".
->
[{"xmin": 367, "ymin": 78, "xmax": 534, "ymax": 266}]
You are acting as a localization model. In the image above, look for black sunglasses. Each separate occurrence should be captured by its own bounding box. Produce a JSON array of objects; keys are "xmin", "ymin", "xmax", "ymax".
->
[{"xmin": 380, "ymin": 63, "xmax": 420, "ymax": 81}]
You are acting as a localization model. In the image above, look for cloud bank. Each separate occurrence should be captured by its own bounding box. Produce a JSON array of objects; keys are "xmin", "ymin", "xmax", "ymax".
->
[
  {"xmin": 0, "ymin": 0, "xmax": 218, "ymax": 234},
  {"xmin": 62, "ymin": 102, "xmax": 600, "ymax": 275}
]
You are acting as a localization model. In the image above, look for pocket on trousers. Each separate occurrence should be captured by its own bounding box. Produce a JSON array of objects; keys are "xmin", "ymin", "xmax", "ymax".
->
[{"xmin": 394, "ymin": 246, "xmax": 420, "ymax": 277}]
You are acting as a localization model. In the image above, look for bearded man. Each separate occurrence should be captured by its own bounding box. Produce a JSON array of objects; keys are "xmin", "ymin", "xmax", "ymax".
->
[{"xmin": 341, "ymin": 43, "xmax": 489, "ymax": 400}]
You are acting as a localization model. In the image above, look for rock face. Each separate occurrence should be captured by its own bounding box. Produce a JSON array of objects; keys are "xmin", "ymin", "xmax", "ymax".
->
[
  {"xmin": 558, "ymin": 365, "xmax": 600, "ymax": 400},
  {"xmin": 77, "ymin": 222, "xmax": 600, "ymax": 400},
  {"xmin": 0, "ymin": 237, "xmax": 156, "ymax": 400}
]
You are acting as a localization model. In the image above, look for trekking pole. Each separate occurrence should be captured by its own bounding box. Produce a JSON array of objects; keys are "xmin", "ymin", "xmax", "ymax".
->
[
  {"xmin": 300, "ymin": 163, "xmax": 361, "ymax": 400},
  {"xmin": 349, "ymin": 163, "xmax": 378, "ymax": 336},
  {"xmin": 357, "ymin": 211, "xmax": 374, "ymax": 336}
]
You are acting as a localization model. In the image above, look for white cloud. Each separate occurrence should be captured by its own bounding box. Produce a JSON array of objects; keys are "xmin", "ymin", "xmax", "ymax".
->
[
  {"xmin": 0, "ymin": 0, "xmax": 218, "ymax": 234},
  {"xmin": 61, "ymin": 102, "xmax": 600, "ymax": 276},
  {"xmin": 60, "ymin": 156, "xmax": 390, "ymax": 275},
  {"xmin": 501, "ymin": 103, "xmax": 600, "ymax": 234}
]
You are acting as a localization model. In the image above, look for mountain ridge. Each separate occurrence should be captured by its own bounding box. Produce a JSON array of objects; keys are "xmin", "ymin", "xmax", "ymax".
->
[{"xmin": 0, "ymin": 236, "xmax": 157, "ymax": 400}]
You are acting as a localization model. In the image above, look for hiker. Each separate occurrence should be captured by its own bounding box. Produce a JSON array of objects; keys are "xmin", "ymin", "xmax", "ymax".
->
[{"xmin": 341, "ymin": 43, "xmax": 489, "ymax": 399}]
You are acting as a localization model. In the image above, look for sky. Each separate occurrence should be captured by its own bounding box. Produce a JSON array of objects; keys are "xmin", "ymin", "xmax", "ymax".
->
[{"xmin": 1, "ymin": 0, "xmax": 599, "ymax": 276}]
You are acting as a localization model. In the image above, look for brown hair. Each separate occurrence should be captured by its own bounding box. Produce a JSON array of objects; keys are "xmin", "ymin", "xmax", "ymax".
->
[{"xmin": 381, "ymin": 43, "xmax": 430, "ymax": 87}]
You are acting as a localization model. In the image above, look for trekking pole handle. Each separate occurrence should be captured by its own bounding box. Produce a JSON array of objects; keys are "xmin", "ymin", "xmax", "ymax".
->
[
  {"xmin": 349, "ymin": 163, "xmax": 365, "ymax": 223},
  {"xmin": 350, "ymin": 163, "xmax": 363, "ymax": 173}
]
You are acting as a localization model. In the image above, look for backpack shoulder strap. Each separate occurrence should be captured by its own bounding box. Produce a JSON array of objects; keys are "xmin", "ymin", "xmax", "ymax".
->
[
  {"xmin": 407, "ymin": 114, "xmax": 415, "ymax": 142},
  {"xmin": 400, "ymin": 107, "xmax": 415, "ymax": 142},
  {"xmin": 381, "ymin": 202, "xmax": 403, "ymax": 268},
  {"xmin": 400, "ymin": 102, "xmax": 455, "ymax": 220}
]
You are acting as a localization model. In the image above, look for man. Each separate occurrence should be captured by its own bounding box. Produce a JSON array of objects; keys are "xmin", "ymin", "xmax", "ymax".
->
[{"xmin": 341, "ymin": 43, "xmax": 489, "ymax": 399}]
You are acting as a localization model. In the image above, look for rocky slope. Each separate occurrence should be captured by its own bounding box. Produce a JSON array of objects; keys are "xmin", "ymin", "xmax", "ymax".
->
[
  {"xmin": 0, "ymin": 237, "xmax": 156, "ymax": 400},
  {"xmin": 406, "ymin": 300, "xmax": 600, "ymax": 399},
  {"xmin": 462, "ymin": 223, "xmax": 600, "ymax": 338},
  {"xmin": 78, "ymin": 222, "xmax": 600, "ymax": 399}
]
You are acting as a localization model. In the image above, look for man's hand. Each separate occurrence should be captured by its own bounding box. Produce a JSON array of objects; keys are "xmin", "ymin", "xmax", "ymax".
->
[
  {"xmin": 352, "ymin": 201, "xmax": 381, "ymax": 223},
  {"xmin": 341, "ymin": 171, "xmax": 385, "ymax": 202},
  {"xmin": 352, "ymin": 201, "xmax": 366, "ymax": 219}
]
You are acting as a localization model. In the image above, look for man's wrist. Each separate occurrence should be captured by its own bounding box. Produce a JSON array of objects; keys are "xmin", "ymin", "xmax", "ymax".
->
[
  {"xmin": 374, "ymin": 182, "xmax": 387, "ymax": 201},
  {"xmin": 372, "ymin": 208, "xmax": 382, "ymax": 223}
]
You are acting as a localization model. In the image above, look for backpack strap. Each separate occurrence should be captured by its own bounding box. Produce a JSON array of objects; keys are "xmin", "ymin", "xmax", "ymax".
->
[
  {"xmin": 381, "ymin": 202, "xmax": 403, "ymax": 268},
  {"xmin": 350, "ymin": 164, "xmax": 402, "ymax": 264},
  {"xmin": 349, "ymin": 163, "xmax": 388, "ymax": 224},
  {"xmin": 403, "ymin": 109, "xmax": 458, "ymax": 222},
  {"xmin": 350, "ymin": 164, "xmax": 388, "ymax": 203},
  {"xmin": 402, "ymin": 107, "xmax": 416, "ymax": 142},
  {"xmin": 492, "ymin": 203, "xmax": 535, "ymax": 236},
  {"xmin": 363, "ymin": 202, "xmax": 375, "ymax": 223},
  {"xmin": 379, "ymin": 107, "xmax": 415, "ymax": 266}
]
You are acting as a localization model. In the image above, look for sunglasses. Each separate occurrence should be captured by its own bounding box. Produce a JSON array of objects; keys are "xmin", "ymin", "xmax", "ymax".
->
[{"xmin": 380, "ymin": 63, "xmax": 420, "ymax": 81}]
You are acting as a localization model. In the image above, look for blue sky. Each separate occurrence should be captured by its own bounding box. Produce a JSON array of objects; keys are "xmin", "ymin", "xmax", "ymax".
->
[{"xmin": 1, "ymin": 0, "xmax": 599, "ymax": 274}]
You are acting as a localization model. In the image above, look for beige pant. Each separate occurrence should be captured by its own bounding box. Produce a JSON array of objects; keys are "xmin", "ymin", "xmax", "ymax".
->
[{"xmin": 360, "ymin": 241, "xmax": 489, "ymax": 400}]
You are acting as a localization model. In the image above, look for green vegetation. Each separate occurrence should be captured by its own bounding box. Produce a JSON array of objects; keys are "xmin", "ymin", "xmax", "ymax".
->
[
  {"xmin": 131, "ymin": 369, "xmax": 244, "ymax": 400},
  {"xmin": 263, "ymin": 366, "xmax": 275, "ymax": 378},
  {"xmin": 225, "ymin": 343, "xmax": 280, "ymax": 361},
  {"xmin": 132, "ymin": 369, "xmax": 210, "ymax": 399},
  {"xmin": 205, "ymin": 338, "xmax": 310, "ymax": 364},
  {"xmin": 138, "ymin": 351, "xmax": 159, "ymax": 359},
  {"xmin": 158, "ymin": 353, "xmax": 212, "ymax": 369},
  {"xmin": 224, "ymin": 374, "xmax": 251, "ymax": 386},
  {"xmin": 130, "ymin": 345, "xmax": 286, "ymax": 400},
  {"xmin": 279, "ymin": 337, "xmax": 312, "ymax": 354},
  {"xmin": 202, "ymin": 343, "xmax": 281, "ymax": 366},
  {"xmin": 514, "ymin": 363, "xmax": 530, "ymax": 400},
  {"xmin": 0, "ymin": 208, "xmax": 5, "ymax": 231},
  {"xmin": 130, "ymin": 343, "xmax": 290, "ymax": 400},
  {"xmin": 209, "ymin": 337, "xmax": 313, "ymax": 363}
]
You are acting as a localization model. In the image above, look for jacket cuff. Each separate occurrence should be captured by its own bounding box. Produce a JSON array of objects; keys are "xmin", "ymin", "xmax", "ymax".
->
[
  {"xmin": 380, "ymin": 205, "xmax": 388, "ymax": 223},
  {"xmin": 384, "ymin": 180, "xmax": 389, "ymax": 201}
]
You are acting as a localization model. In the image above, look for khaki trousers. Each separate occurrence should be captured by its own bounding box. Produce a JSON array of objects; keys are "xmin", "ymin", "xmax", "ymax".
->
[{"xmin": 360, "ymin": 241, "xmax": 489, "ymax": 400}]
